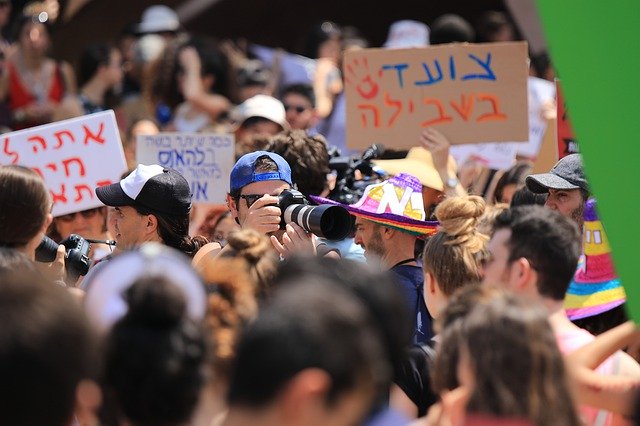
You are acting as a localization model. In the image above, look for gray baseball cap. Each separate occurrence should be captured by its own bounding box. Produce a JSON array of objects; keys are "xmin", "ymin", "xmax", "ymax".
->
[{"xmin": 525, "ymin": 154, "xmax": 588, "ymax": 194}]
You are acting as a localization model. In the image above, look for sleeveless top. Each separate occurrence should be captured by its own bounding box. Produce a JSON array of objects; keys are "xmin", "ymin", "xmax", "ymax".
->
[{"xmin": 7, "ymin": 61, "xmax": 65, "ymax": 128}]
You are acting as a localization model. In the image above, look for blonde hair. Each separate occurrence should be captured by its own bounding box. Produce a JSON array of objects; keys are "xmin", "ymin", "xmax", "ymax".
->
[
  {"xmin": 197, "ymin": 229, "xmax": 278, "ymax": 375},
  {"xmin": 200, "ymin": 257, "xmax": 258, "ymax": 375},
  {"xmin": 423, "ymin": 196, "xmax": 489, "ymax": 296}
]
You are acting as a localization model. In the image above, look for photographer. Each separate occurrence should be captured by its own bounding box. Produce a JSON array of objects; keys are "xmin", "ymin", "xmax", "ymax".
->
[
  {"xmin": 226, "ymin": 151, "xmax": 316, "ymax": 258},
  {"xmin": 0, "ymin": 165, "xmax": 65, "ymax": 282}
]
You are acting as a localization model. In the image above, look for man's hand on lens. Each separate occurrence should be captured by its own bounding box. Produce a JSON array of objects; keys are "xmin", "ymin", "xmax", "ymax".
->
[
  {"xmin": 242, "ymin": 194, "xmax": 282, "ymax": 235},
  {"xmin": 271, "ymin": 222, "xmax": 317, "ymax": 259}
]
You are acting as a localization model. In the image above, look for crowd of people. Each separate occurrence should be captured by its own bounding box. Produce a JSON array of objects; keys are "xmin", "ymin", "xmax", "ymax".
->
[{"xmin": 0, "ymin": 2, "xmax": 639, "ymax": 426}]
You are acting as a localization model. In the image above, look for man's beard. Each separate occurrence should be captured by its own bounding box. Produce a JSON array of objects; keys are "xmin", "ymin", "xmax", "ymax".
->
[
  {"xmin": 571, "ymin": 202, "xmax": 585, "ymax": 231},
  {"xmin": 365, "ymin": 229, "xmax": 386, "ymax": 261}
]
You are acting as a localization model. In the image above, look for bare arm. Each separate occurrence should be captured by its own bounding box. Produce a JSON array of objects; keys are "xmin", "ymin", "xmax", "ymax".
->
[
  {"xmin": 566, "ymin": 321, "xmax": 640, "ymax": 415},
  {"xmin": 419, "ymin": 128, "xmax": 467, "ymax": 198},
  {"xmin": 313, "ymin": 58, "xmax": 342, "ymax": 119},
  {"xmin": 179, "ymin": 47, "xmax": 230, "ymax": 120},
  {"xmin": 390, "ymin": 384, "xmax": 419, "ymax": 420}
]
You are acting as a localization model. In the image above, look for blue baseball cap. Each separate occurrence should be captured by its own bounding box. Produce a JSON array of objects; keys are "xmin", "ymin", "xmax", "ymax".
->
[{"xmin": 230, "ymin": 151, "xmax": 292, "ymax": 193}]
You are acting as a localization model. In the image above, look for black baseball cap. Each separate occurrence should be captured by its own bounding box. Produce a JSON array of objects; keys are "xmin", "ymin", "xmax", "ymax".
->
[
  {"xmin": 526, "ymin": 154, "xmax": 588, "ymax": 194},
  {"xmin": 96, "ymin": 164, "xmax": 191, "ymax": 216}
]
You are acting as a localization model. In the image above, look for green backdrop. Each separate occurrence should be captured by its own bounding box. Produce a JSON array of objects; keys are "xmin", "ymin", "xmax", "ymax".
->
[{"xmin": 536, "ymin": 1, "xmax": 640, "ymax": 322}]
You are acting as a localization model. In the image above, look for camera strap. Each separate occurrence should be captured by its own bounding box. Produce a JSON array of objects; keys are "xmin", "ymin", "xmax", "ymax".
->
[{"xmin": 390, "ymin": 258, "xmax": 416, "ymax": 269}]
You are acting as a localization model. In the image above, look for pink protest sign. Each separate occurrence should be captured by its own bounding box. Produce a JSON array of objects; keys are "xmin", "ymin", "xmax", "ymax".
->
[{"xmin": 0, "ymin": 110, "xmax": 127, "ymax": 217}]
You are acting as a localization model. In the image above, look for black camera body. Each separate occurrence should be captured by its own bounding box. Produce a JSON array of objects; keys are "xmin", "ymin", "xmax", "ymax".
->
[
  {"xmin": 328, "ymin": 144, "xmax": 385, "ymax": 205},
  {"xmin": 277, "ymin": 189, "xmax": 351, "ymax": 241},
  {"xmin": 35, "ymin": 234, "xmax": 92, "ymax": 280}
]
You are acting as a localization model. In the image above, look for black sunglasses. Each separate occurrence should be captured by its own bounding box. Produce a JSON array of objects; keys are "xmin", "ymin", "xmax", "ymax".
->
[
  {"xmin": 57, "ymin": 207, "xmax": 102, "ymax": 222},
  {"xmin": 284, "ymin": 104, "xmax": 308, "ymax": 114},
  {"xmin": 236, "ymin": 194, "xmax": 263, "ymax": 208}
]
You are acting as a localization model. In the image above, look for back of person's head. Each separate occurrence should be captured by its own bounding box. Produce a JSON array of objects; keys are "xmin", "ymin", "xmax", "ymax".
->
[
  {"xmin": 79, "ymin": 43, "xmax": 112, "ymax": 86},
  {"xmin": 475, "ymin": 11, "xmax": 515, "ymax": 43},
  {"xmin": 423, "ymin": 196, "xmax": 489, "ymax": 296},
  {"xmin": 200, "ymin": 255, "xmax": 259, "ymax": 377},
  {"xmin": 236, "ymin": 59, "xmax": 271, "ymax": 90},
  {"xmin": 0, "ymin": 247, "xmax": 38, "ymax": 278},
  {"xmin": 217, "ymin": 229, "xmax": 279, "ymax": 298},
  {"xmin": 342, "ymin": 25, "xmax": 369, "ymax": 50},
  {"xmin": 433, "ymin": 290, "xmax": 580, "ymax": 426},
  {"xmin": 302, "ymin": 21, "xmax": 342, "ymax": 59},
  {"xmin": 530, "ymin": 52, "xmax": 553, "ymax": 80},
  {"xmin": 227, "ymin": 278, "xmax": 388, "ymax": 418},
  {"xmin": 280, "ymin": 83, "xmax": 316, "ymax": 108},
  {"xmin": 494, "ymin": 161, "xmax": 533, "ymax": 204},
  {"xmin": 0, "ymin": 165, "xmax": 50, "ymax": 249},
  {"xmin": 477, "ymin": 203, "xmax": 509, "ymax": 236},
  {"xmin": 493, "ymin": 205, "xmax": 581, "ymax": 300},
  {"xmin": 0, "ymin": 274, "xmax": 97, "ymax": 426},
  {"xmin": 510, "ymin": 185, "xmax": 547, "ymax": 207},
  {"xmin": 104, "ymin": 275, "xmax": 208, "ymax": 426},
  {"xmin": 264, "ymin": 129, "xmax": 330, "ymax": 196},
  {"xmin": 429, "ymin": 14, "xmax": 475, "ymax": 45},
  {"xmin": 275, "ymin": 256, "xmax": 413, "ymax": 379}
]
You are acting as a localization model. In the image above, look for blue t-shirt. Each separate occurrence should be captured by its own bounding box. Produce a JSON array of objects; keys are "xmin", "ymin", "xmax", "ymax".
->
[{"xmin": 390, "ymin": 264, "xmax": 434, "ymax": 345}]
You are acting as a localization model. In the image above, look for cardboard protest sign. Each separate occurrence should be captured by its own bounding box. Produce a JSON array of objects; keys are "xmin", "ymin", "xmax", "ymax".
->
[
  {"xmin": 136, "ymin": 133, "xmax": 234, "ymax": 205},
  {"xmin": 451, "ymin": 77, "xmax": 555, "ymax": 168},
  {"xmin": 0, "ymin": 110, "xmax": 127, "ymax": 217},
  {"xmin": 537, "ymin": 0, "xmax": 640, "ymax": 321},
  {"xmin": 344, "ymin": 41, "xmax": 529, "ymax": 150},
  {"xmin": 556, "ymin": 80, "xmax": 579, "ymax": 159}
]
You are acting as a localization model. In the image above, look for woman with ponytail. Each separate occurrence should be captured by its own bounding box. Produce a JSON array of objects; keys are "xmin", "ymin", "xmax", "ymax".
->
[
  {"xmin": 391, "ymin": 196, "xmax": 490, "ymax": 419},
  {"xmin": 191, "ymin": 229, "xmax": 277, "ymax": 425},
  {"xmin": 422, "ymin": 195, "xmax": 490, "ymax": 321}
]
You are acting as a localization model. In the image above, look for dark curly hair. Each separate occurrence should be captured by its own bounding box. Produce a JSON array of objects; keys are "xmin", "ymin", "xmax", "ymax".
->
[
  {"xmin": 264, "ymin": 129, "xmax": 330, "ymax": 197},
  {"xmin": 104, "ymin": 275, "xmax": 208, "ymax": 426}
]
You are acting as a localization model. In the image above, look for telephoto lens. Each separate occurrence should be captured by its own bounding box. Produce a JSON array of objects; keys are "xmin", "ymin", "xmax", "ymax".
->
[{"xmin": 278, "ymin": 189, "xmax": 351, "ymax": 240}]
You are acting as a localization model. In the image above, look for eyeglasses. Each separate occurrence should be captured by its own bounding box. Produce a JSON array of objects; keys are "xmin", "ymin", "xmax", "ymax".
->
[
  {"xmin": 57, "ymin": 207, "xmax": 102, "ymax": 222},
  {"xmin": 237, "ymin": 194, "xmax": 264, "ymax": 208},
  {"xmin": 284, "ymin": 104, "xmax": 309, "ymax": 114}
]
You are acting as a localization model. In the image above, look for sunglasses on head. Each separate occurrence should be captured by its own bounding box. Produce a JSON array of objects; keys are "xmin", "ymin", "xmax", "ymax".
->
[
  {"xmin": 284, "ymin": 104, "xmax": 308, "ymax": 114},
  {"xmin": 57, "ymin": 207, "xmax": 102, "ymax": 222}
]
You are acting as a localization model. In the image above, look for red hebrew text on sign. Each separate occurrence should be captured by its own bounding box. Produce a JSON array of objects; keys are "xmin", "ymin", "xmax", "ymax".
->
[
  {"xmin": 344, "ymin": 42, "xmax": 529, "ymax": 150},
  {"xmin": 0, "ymin": 111, "xmax": 127, "ymax": 216}
]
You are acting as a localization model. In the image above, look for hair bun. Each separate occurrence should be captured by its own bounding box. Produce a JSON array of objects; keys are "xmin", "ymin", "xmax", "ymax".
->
[
  {"xmin": 226, "ymin": 229, "xmax": 271, "ymax": 263},
  {"xmin": 123, "ymin": 276, "xmax": 187, "ymax": 328},
  {"xmin": 435, "ymin": 196, "xmax": 487, "ymax": 247}
]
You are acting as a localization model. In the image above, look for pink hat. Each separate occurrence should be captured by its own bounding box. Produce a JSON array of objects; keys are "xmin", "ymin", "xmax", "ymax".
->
[{"xmin": 311, "ymin": 173, "xmax": 438, "ymax": 236}]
